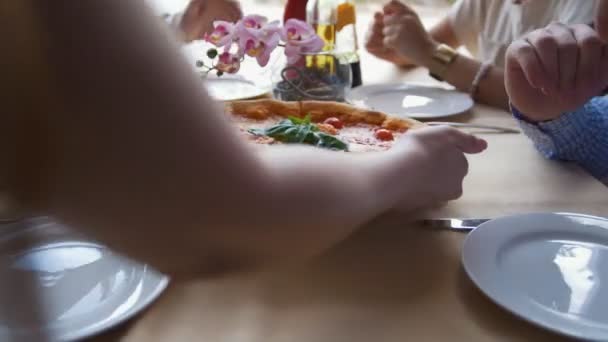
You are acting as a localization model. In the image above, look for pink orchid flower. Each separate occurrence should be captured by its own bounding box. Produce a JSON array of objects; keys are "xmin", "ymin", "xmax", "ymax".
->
[
  {"xmin": 206, "ymin": 21, "xmax": 236, "ymax": 47},
  {"xmin": 215, "ymin": 52, "xmax": 241, "ymax": 74},
  {"xmin": 236, "ymin": 20, "xmax": 281, "ymax": 67},
  {"xmin": 240, "ymin": 14, "xmax": 268, "ymax": 30},
  {"xmin": 281, "ymin": 19, "xmax": 325, "ymax": 64}
]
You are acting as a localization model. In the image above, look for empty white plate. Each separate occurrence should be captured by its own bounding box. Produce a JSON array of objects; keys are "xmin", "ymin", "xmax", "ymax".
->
[
  {"xmin": 346, "ymin": 83, "xmax": 473, "ymax": 119},
  {"xmin": 0, "ymin": 217, "xmax": 169, "ymax": 341},
  {"xmin": 462, "ymin": 212, "xmax": 608, "ymax": 341},
  {"xmin": 204, "ymin": 77, "xmax": 270, "ymax": 101}
]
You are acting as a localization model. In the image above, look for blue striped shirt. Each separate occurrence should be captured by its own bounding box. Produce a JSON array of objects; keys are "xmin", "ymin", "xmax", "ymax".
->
[{"xmin": 512, "ymin": 97, "xmax": 608, "ymax": 185}]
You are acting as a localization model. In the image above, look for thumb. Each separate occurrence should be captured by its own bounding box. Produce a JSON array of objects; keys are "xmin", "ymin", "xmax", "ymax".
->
[{"xmin": 446, "ymin": 129, "xmax": 488, "ymax": 154}]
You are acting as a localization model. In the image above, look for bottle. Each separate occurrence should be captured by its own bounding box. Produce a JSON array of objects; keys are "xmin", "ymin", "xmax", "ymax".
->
[
  {"xmin": 335, "ymin": 0, "xmax": 362, "ymax": 87},
  {"xmin": 283, "ymin": 0, "xmax": 308, "ymax": 23},
  {"xmin": 306, "ymin": 0, "xmax": 338, "ymax": 72}
]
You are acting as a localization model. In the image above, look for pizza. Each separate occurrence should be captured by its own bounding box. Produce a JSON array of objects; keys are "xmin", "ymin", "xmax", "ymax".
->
[{"xmin": 224, "ymin": 99, "xmax": 424, "ymax": 152}]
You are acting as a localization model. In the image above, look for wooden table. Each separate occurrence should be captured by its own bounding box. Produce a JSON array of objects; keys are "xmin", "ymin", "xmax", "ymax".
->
[{"xmin": 86, "ymin": 3, "xmax": 608, "ymax": 341}]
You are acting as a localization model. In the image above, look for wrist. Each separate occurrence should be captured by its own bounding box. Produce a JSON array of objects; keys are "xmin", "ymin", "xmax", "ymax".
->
[
  {"xmin": 426, "ymin": 43, "xmax": 459, "ymax": 82},
  {"xmin": 371, "ymin": 148, "xmax": 425, "ymax": 210},
  {"xmin": 419, "ymin": 40, "xmax": 439, "ymax": 68},
  {"xmin": 510, "ymin": 102, "xmax": 561, "ymax": 123}
]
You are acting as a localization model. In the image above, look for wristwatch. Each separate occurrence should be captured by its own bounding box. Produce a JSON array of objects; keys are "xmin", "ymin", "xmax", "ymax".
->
[{"xmin": 428, "ymin": 44, "xmax": 459, "ymax": 81}]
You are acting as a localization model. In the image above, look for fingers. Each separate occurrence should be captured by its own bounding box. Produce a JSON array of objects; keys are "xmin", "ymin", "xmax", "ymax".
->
[
  {"xmin": 415, "ymin": 126, "xmax": 487, "ymax": 154},
  {"xmin": 371, "ymin": 12, "xmax": 385, "ymax": 35},
  {"xmin": 545, "ymin": 23, "xmax": 579, "ymax": 90},
  {"xmin": 595, "ymin": 0, "xmax": 608, "ymax": 41},
  {"xmin": 524, "ymin": 30, "xmax": 559, "ymax": 94},
  {"xmin": 365, "ymin": 12, "xmax": 385, "ymax": 50},
  {"xmin": 441, "ymin": 128, "xmax": 488, "ymax": 154},
  {"xmin": 383, "ymin": 0, "xmax": 414, "ymax": 16},
  {"xmin": 374, "ymin": 11, "xmax": 383, "ymax": 22},
  {"xmin": 505, "ymin": 40, "xmax": 550, "ymax": 90},
  {"xmin": 601, "ymin": 44, "xmax": 608, "ymax": 86},
  {"xmin": 381, "ymin": 14, "xmax": 418, "ymax": 48},
  {"xmin": 184, "ymin": 0, "xmax": 206, "ymax": 17},
  {"xmin": 571, "ymin": 24, "xmax": 603, "ymax": 90},
  {"xmin": 382, "ymin": 24, "xmax": 400, "ymax": 38}
]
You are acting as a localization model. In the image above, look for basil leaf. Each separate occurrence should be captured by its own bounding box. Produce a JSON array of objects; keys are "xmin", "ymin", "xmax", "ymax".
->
[
  {"xmin": 288, "ymin": 116, "xmax": 305, "ymax": 125},
  {"xmin": 247, "ymin": 115, "xmax": 348, "ymax": 151},
  {"xmin": 316, "ymin": 132, "xmax": 349, "ymax": 151}
]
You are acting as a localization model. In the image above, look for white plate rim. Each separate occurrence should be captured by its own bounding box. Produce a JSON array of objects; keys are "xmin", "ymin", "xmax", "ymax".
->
[
  {"xmin": 346, "ymin": 82, "xmax": 474, "ymax": 119},
  {"xmin": 62, "ymin": 272, "xmax": 170, "ymax": 341},
  {"xmin": 462, "ymin": 212, "xmax": 608, "ymax": 341},
  {"xmin": 0, "ymin": 218, "xmax": 171, "ymax": 341},
  {"xmin": 204, "ymin": 77, "xmax": 270, "ymax": 101}
]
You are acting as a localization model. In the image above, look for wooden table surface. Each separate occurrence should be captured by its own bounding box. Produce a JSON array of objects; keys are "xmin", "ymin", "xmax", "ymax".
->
[{"xmin": 82, "ymin": 2, "xmax": 607, "ymax": 341}]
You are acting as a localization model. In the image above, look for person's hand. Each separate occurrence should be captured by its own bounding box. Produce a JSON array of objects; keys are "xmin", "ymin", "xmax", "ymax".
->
[
  {"xmin": 365, "ymin": 11, "xmax": 414, "ymax": 67},
  {"xmin": 391, "ymin": 126, "xmax": 487, "ymax": 211},
  {"xmin": 380, "ymin": 0, "xmax": 438, "ymax": 67},
  {"xmin": 179, "ymin": 0, "xmax": 242, "ymax": 42},
  {"xmin": 505, "ymin": 23, "xmax": 608, "ymax": 122}
]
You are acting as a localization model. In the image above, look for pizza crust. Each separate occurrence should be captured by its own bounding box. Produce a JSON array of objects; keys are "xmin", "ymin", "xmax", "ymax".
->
[{"xmin": 224, "ymin": 99, "xmax": 423, "ymax": 131}]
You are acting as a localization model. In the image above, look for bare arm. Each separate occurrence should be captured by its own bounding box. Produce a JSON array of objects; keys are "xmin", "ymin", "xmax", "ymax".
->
[
  {"xmin": 381, "ymin": 1, "xmax": 509, "ymax": 110},
  {"xmin": 428, "ymin": 16, "xmax": 460, "ymax": 48},
  {"xmin": 431, "ymin": 17, "xmax": 508, "ymax": 109},
  {"xmin": 6, "ymin": 0, "xmax": 484, "ymax": 277},
  {"xmin": 434, "ymin": 53, "xmax": 509, "ymax": 110}
]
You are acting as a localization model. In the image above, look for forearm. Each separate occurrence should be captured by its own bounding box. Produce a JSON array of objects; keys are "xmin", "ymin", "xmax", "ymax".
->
[
  {"xmin": 24, "ymin": 0, "xmax": 404, "ymax": 277},
  {"xmin": 439, "ymin": 55, "xmax": 509, "ymax": 110},
  {"xmin": 428, "ymin": 17, "xmax": 460, "ymax": 49},
  {"xmin": 428, "ymin": 17, "xmax": 508, "ymax": 109},
  {"xmin": 423, "ymin": 48, "xmax": 509, "ymax": 110},
  {"xmin": 209, "ymin": 147, "xmax": 406, "ymax": 267}
]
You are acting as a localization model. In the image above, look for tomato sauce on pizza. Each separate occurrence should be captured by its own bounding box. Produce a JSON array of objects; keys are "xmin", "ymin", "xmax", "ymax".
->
[{"xmin": 224, "ymin": 99, "xmax": 423, "ymax": 152}]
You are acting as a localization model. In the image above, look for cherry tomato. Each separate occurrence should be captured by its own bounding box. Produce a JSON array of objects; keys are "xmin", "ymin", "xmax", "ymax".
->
[
  {"xmin": 374, "ymin": 128, "xmax": 394, "ymax": 141},
  {"xmin": 323, "ymin": 117, "xmax": 344, "ymax": 129}
]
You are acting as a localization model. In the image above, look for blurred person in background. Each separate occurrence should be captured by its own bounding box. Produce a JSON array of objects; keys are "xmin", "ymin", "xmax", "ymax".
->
[{"xmin": 365, "ymin": 0, "xmax": 596, "ymax": 110}]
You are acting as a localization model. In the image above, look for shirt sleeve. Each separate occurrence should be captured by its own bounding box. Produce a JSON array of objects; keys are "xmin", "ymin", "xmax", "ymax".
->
[
  {"xmin": 447, "ymin": 0, "xmax": 483, "ymax": 49},
  {"xmin": 512, "ymin": 97, "xmax": 608, "ymax": 184}
]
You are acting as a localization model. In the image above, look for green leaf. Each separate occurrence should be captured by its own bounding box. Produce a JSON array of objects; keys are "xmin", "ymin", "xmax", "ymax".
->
[
  {"xmin": 207, "ymin": 48, "xmax": 218, "ymax": 59},
  {"xmin": 247, "ymin": 115, "xmax": 348, "ymax": 151},
  {"xmin": 316, "ymin": 132, "xmax": 349, "ymax": 151},
  {"xmin": 288, "ymin": 114, "xmax": 313, "ymax": 125}
]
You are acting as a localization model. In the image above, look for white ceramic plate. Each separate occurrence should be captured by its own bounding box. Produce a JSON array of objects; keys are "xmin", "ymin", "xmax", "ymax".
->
[
  {"xmin": 462, "ymin": 212, "xmax": 608, "ymax": 341},
  {"xmin": 204, "ymin": 76, "xmax": 270, "ymax": 102},
  {"xmin": 346, "ymin": 83, "xmax": 473, "ymax": 119},
  {"xmin": 0, "ymin": 217, "xmax": 169, "ymax": 341}
]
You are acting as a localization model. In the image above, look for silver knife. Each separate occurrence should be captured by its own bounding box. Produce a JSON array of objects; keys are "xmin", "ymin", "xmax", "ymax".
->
[{"xmin": 421, "ymin": 218, "xmax": 490, "ymax": 232}]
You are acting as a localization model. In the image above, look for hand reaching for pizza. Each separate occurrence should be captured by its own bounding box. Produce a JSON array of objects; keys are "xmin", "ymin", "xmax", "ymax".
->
[
  {"xmin": 391, "ymin": 126, "xmax": 487, "ymax": 211},
  {"xmin": 505, "ymin": 23, "xmax": 608, "ymax": 122}
]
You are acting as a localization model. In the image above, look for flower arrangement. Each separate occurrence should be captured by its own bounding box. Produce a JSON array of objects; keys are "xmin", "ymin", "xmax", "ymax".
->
[{"xmin": 196, "ymin": 15, "xmax": 325, "ymax": 76}]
